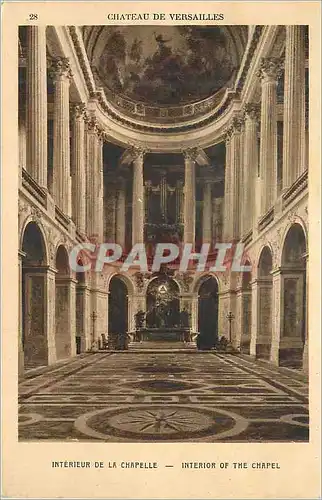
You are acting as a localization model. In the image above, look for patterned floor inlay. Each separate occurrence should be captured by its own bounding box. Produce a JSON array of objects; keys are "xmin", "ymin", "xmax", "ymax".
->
[{"xmin": 19, "ymin": 352, "xmax": 309, "ymax": 442}]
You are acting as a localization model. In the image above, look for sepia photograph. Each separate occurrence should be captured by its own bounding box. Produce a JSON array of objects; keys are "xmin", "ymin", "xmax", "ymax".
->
[
  {"xmin": 17, "ymin": 22, "xmax": 310, "ymax": 444},
  {"xmin": 1, "ymin": 2, "xmax": 321, "ymax": 498}
]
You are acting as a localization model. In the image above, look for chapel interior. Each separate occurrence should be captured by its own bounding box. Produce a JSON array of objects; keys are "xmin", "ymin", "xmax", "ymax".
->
[{"xmin": 18, "ymin": 25, "xmax": 309, "ymax": 442}]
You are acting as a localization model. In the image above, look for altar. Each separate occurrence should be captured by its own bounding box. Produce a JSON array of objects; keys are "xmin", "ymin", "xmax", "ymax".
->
[{"xmin": 134, "ymin": 327, "xmax": 193, "ymax": 342}]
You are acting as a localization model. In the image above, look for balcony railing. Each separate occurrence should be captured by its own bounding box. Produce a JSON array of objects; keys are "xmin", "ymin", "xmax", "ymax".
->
[
  {"xmin": 55, "ymin": 206, "xmax": 70, "ymax": 231},
  {"xmin": 258, "ymin": 207, "xmax": 274, "ymax": 233},
  {"xmin": 282, "ymin": 170, "xmax": 308, "ymax": 210},
  {"xmin": 21, "ymin": 168, "xmax": 47, "ymax": 208}
]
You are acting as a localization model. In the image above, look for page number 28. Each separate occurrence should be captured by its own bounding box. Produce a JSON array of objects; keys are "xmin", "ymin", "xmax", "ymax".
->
[{"xmin": 29, "ymin": 14, "xmax": 38, "ymax": 20}]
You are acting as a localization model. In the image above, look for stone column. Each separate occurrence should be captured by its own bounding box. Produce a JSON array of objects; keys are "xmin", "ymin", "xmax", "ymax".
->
[
  {"xmin": 26, "ymin": 26, "xmax": 47, "ymax": 187},
  {"xmin": 115, "ymin": 180, "xmax": 126, "ymax": 248},
  {"xmin": 202, "ymin": 182, "xmax": 212, "ymax": 244},
  {"xmin": 223, "ymin": 131, "xmax": 232, "ymax": 240},
  {"xmin": 132, "ymin": 149, "xmax": 145, "ymax": 245},
  {"xmin": 71, "ymin": 103, "xmax": 86, "ymax": 234},
  {"xmin": 97, "ymin": 132, "xmax": 104, "ymax": 242},
  {"xmin": 230, "ymin": 117, "xmax": 243, "ymax": 239},
  {"xmin": 243, "ymin": 104, "xmax": 260, "ymax": 234},
  {"xmin": 176, "ymin": 180, "xmax": 184, "ymax": 224},
  {"xmin": 85, "ymin": 118, "xmax": 101, "ymax": 239},
  {"xmin": 104, "ymin": 181, "xmax": 116, "ymax": 242},
  {"xmin": 283, "ymin": 26, "xmax": 306, "ymax": 188},
  {"xmin": 19, "ymin": 118, "xmax": 27, "ymax": 172},
  {"xmin": 183, "ymin": 149, "xmax": 197, "ymax": 245},
  {"xmin": 52, "ymin": 57, "xmax": 72, "ymax": 214},
  {"xmin": 258, "ymin": 58, "xmax": 282, "ymax": 215}
]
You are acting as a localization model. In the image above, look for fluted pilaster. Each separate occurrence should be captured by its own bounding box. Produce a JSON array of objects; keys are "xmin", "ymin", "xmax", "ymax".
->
[
  {"xmin": 71, "ymin": 103, "xmax": 86, "ymax": 234},
  {"xmin": 202, "ymin": 182, "xmax": 212, "ymax": 243},
  {"xmin": 115, "ymin": 180, "xmax": 126, "ymax": 248},
  {"xmin": 85, "ymin": 118, "xmax": 100, "ymax": 238},
  {"xmin": 97, "ymin": 132, "xmax": 104, "ymax": 242},
  {"xmin": 223, "ymin": 130, "xmax": 232, "ymax": 240},
  {"xmin": 230, "ymin": 117, "xmax": 243, "ymax": 239},
  {"xmin": 132, "ymin": 149, "xmax": 145, "ymax": 245},
  {"xmin": 52, "ymin": 57, "xmax": 72, "ymax": 214},
  {"xmin": 26, "ymin": 26, "xmax": 47, "ymax": 187},
  {"xmin": 242, "ymin": 104, "xmax": 260, "ymax": 234},
  {"xmin": 183, "ymin": 148, "xmax": 198, "ymax": 245},
  {"xmin": 258, "ymin": 58, "xmax": 282, "ymax": 215},
  {"xmin": 283, "ymin": 26, "xmax": 306, "ymax": 188}
]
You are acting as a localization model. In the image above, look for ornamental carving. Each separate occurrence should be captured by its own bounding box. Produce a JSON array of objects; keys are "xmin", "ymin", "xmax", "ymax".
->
[
  {"xmin": 50, "ymin": 57, "xmax": 73, "ymax": 81},
  {"xmin": 224, "ymin": 127, "xmax": 233, "ymax": 143},
  {"xmin": 71, "ymin": 102, "xmax": 87, "ymax": 120},
  {"xmin": 134, "ymin": 272, "xmax": 149, "ymax": 292},
  {"xmin": 176, "ymin": 272, "xmax": 193, "ymax": 292},
  {"xmin": 30, "ymin": 206, "xmax": 43, "ymax": 222},
  {"xmin": 231, "ymin": 115, "xmax": 244, "ymax": 133},
  {"xmin": 86, "ymin": 117, "xmax": 103, "ymax": 136},
  {"xmin": 257, "ymin": 57, "xmax": 283, "ymax": 82},
  {"xmin": 183, "ymin": 148, "xmax": 199, "ymax": 161},
  {"xmin": 244, "ymin": 103, "xmax": 260, "ymax": 122}
]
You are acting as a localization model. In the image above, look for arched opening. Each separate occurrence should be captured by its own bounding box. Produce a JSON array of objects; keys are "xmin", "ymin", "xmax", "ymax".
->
[
  {"xmin": 21, "ymin": 222, "xmax": 48, "ymax": 368},
  {"xmin": 280, "ymin": 223, "xmax": 307, "ymax": 368},
  {"xmin": 108, "ymin": 275, "xmax": 129, "ymax": 350},
  {"xmin": 197, "ymin": 276, "xmax": 219, "ymax": 350},
  {"xmin": 256, "ymin": 246, "xmax": 273, "ymax": 359},
  {"xmin": 55, "ymin": 245, "xmax": 73, "ymax": 360},
  {"xmin": 146, "ymin": 276, "xmax": 180, "ymax": 330},
  {"xmin": 240, "ymin": 263, "xmax": 252, "ymax": 353}
]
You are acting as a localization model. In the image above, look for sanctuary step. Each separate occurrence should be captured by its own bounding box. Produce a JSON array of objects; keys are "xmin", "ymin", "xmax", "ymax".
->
[{"xmin": 128, "ymin": 341, "xmax": 197, "ymax": 351}]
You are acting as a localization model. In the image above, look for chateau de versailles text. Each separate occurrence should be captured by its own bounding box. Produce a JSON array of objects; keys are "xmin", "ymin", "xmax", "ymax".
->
[{"xmin": 106, "ymin": 13, "xmax": 225, "ymax": 21}]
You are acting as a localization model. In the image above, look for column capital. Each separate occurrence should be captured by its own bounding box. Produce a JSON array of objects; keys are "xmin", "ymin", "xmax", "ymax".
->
[
  {"xmin": 70, "ymin": 102, "xmax": 87, "ymax": 120},
  {"xmin": 86, "ymin": 117, "xmax": 102, "ymax": 135},
  {"xmin": 257, "ymin": 57, "xmax": 283, "ymax": 83},
  {"xmin": 183, "ymin": 147, "xmax": 199, "ymax": 162},
  {"xmin": 132, "ymin": 146, "xmax": 147, "ymax": 161},
  {"xmin": 231, "ymin": 115, "xmax": 244, "ymax": 134},
  {"xmin": 243, "ymin": 103, "xmax": 260, "ymax": 122},
  {"xmin": 50, "ymin": 57, "xmax": 73, "ymax": 81}
]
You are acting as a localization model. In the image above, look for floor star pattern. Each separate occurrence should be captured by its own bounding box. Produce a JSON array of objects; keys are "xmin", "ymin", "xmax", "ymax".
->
[{"xmin": 19, "ymin": 352, "xmax": 309, "ymax": 442}]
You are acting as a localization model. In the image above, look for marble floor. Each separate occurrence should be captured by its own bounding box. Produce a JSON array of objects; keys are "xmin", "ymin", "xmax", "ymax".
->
[{"xmin": 19, "ymin": 352, "xmax": 309, "ymax": 442}]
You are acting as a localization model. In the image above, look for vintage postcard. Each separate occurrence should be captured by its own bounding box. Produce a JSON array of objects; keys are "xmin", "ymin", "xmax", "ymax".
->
[{"xmin": 1, "ymin": 1, "xmax": 321, "ymax": 498}]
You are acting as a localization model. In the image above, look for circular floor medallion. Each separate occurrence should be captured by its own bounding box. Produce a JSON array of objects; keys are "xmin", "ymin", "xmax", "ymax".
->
[{"xmin": 74, "ymin": 405, "xmax": 248, "ymax": 441}]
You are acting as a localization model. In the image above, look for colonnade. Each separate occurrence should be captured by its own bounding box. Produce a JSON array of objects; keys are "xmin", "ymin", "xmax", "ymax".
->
[{"xmin": 223, "ymin": 26, "xmax": 307, "ymax": 241}]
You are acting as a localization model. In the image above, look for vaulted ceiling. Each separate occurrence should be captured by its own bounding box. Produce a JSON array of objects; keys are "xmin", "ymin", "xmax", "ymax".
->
[{"xmin": 82, "ymin": 26, "xmax": 248, "ymax": 107}]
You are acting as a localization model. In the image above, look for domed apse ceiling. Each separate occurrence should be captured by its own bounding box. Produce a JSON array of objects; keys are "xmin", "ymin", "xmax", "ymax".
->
[{"xmin": 85, "ymin": 26, "xmax": 245, "ymax": 106}]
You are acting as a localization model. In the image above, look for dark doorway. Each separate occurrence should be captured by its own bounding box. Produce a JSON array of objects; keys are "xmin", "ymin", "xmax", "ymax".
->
[
  {"xmin": 198, "ymin": 276, "xmax": 219, "ymax": 349},
  {"xmin": 108, "ymin": 276, "xmax": 128, "ymax": 349}
]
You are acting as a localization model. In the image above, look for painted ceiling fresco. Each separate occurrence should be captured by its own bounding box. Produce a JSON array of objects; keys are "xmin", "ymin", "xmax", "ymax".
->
[{"xmin": 96, "ymin": 26, "xmax": 237, "ymax": 106}]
